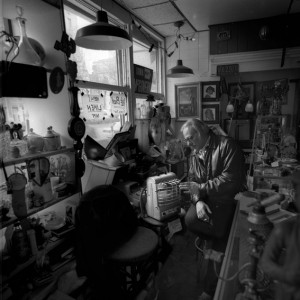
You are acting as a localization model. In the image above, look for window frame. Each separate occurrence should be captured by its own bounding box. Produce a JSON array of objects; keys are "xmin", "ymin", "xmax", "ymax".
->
[
  {"xmin": 132, "ymin": 28, "xmax": 166, "ymax": 118},
  {"xmin": 63, "ymin": 0, "xmax": 166, "ymax": 124}
]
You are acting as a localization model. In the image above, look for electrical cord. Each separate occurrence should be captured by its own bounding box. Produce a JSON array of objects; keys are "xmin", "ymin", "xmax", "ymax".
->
[
  {"xmin": 194, "ymin": 236, "xmax": 206, "ymax": 254},
  {"xmin": 214, "ymin": 260, "xmax": 251, "ymax": 282},
  {"xmin": 1, "ymin": 31, "xmax": 19, "ymax": 68},
  {"xmin": 213, "ymin": 259, "xmax": 272, "ymax": 291}
]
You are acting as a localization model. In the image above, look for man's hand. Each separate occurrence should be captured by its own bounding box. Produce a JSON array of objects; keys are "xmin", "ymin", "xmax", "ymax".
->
[
  {"xmin": 179, "ymin": 181, "xmax": 200, "ymax": 203},
  {"xmin": 179, "ymin": 181, "xmax": 199, "ymax": 191},
  {"xmin": 196, "ymin": 201, "xmax": 212, "ymax": 221}
]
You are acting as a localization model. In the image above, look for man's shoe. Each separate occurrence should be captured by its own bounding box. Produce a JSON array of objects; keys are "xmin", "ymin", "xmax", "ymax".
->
[{"xmin": 198, "ymin": 292, "xmax": 212, "ymax": 300}]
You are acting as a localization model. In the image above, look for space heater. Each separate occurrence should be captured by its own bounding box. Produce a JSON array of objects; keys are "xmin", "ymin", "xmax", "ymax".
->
[{"xmin": 146, "ymin": 172, "xmax": 181, "ymax": 221}]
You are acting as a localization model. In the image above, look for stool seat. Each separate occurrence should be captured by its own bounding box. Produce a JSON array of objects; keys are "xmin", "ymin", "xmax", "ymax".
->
[{"xmin": 108, "ymin": 226, "xmax": 158, "ymax": 263}]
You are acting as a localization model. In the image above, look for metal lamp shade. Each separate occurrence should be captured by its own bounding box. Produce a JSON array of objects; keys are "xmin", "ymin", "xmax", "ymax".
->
[
  {"xmin": 75, "ymin": 11, "xmax": 132, "ymax": 50},
  {"xmin": 167, "ymin": 60, "xmax": 194, "ymax": 78},
  {"xmin": 245, "ymin": 101, "xmax": 254, "ymax": 112},
  {"xmin": 226, "ymin": 103, "xmax": 235, "ymax": 113}
]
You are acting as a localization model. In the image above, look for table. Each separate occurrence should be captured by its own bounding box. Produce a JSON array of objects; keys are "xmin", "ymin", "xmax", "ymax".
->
[{"xmin": 214, "ymin": 201, "xmax": 276, "ymax": 300}]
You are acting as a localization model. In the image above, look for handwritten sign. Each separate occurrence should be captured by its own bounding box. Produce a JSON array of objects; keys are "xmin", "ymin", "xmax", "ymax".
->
[
  {"xmin": 82, "ymin": 94, "xmax": 104, "ymax": 119},
  {"xmin": 134, "ymin": 64, "xmax": 153, "ymax": 94},
  {"xmin": 111, "ymin": 93, "xmax": 126, "ymax": 114},
  {"xmin": 217, "ymin": 64, "xmax": 239, "ymax": 76}
]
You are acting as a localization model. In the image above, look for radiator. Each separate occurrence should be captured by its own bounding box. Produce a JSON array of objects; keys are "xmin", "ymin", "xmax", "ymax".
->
[{"xmin": 146, "ymin": 172, "xmax": 181, "ymax": 221}]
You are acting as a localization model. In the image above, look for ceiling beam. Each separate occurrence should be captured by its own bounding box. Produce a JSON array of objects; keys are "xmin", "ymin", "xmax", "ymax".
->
[
  {"xmin": 169, "ymin": 0, "xmax": 197, "ymax": 32},
  {"xmin": 132, "ymin": 1, "xmax": 169, "ymax": 10}
]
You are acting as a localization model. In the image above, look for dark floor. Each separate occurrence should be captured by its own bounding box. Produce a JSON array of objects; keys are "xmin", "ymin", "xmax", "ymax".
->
[{"xmin": 139, "ymin": 226, "xmax": 208, "ymax": 300}]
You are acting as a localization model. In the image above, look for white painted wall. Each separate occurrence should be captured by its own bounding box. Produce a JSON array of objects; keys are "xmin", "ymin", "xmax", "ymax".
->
[
  {"xmin": 165, "ymin": 30, "xmax": 300, "ymax": 133},
  {"xmin": 166, "ymin": 31, "xmax": 221, "ymax": 118},
  {"xmin": 2, "ymin": 0, "xmax": 72, "ymax": 147}
]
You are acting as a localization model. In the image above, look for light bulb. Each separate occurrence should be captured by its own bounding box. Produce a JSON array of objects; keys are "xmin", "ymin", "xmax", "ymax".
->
[
  {"xmin": 245, "ymin": 101, "xmax": 254, "ymax": 112},
  {"xmin": 226, "ymin": 103, "xmax": 234, "ymax": 113}
]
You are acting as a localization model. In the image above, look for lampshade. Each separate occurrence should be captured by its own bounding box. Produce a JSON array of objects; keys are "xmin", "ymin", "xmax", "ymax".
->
[
  {"xmin": 167, "ymin": 60, "xmax": 194, "ymax": 78},
  {"xmin": 75, "ymin": 11, "xmax": 132, "ymax": 50},
  {"xmin": 226, "ymin": 103, "xmax": 235, "ymax": 113},
  {"xmin": 245, "ymin": 101, "xmax": 254, "ymax": 112},
  {"xmin": 146, "ymin": 94, "xmax": 155, "ymax": 102}
]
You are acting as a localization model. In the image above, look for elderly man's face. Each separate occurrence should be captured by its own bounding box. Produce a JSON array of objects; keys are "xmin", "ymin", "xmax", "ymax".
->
[{"xmin": 182, "ymin": 127, "xmax": 206, "ymax": 152}]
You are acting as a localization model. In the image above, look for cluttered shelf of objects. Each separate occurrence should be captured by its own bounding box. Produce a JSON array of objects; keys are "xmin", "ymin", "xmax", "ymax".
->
[
  {"xmin": 2, "ymin": 147, "xmax": 74, "ymax": 167},
  {"xmin": 0, "ymin": 146, "xmax": 79, "ymax": 230},
  {"xmin": 0, "ymin": 226, "xmax": 74, "ymax": 285},
  {"xmin": 1, "ymin": 228, "xmax": 76, "ymax": 300},
  {"xmin": 0, "ymin": 193, "xmax": 77, "ymax": 230}
]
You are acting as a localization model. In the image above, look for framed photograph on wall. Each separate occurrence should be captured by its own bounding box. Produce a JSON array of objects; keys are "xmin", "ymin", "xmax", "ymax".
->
[
  {"xmin": 175, "ymin": 83, "xmax": 200, "ymax": 120},
  {"xmin": 201, "ymin": 81, "xmax": 220, "ymax": 102},
  {"xmin": 228, "ymin": 82, "xmax": 255, "ymax": 119},
  {"xmin": 257, "ymin": 78, "xmax": 289, "ymax": 104},
  {"xmin": 202, "ymin": 103, "xmax": 220, "ymax": 124}
]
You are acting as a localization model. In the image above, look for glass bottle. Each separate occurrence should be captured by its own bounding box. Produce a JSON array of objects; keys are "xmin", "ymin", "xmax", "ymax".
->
[
  {"xmin": 14, "ymin": 6, "xmax": 41, "ymax": 66},
  {"xmin": 11, "ymin": 221, "xmax": 31, "ymax": 263},
  {"xmin": 9, "ymin": 131, "xmax": 28, "ymax": 158}
]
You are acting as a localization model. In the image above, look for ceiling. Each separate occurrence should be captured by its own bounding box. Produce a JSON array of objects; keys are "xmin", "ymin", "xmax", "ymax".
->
[{"xmin": 114, "ymin": 0, "xmax": 300, "ymax": 38}]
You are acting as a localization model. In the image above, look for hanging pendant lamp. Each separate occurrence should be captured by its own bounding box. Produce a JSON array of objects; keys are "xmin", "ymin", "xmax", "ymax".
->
[
  {"xmin": 167, "ymin": 59, "xmax": 194, "ymax": 78},
  {"xmin": 167, "ymin": 21, "xmax": 194, "ymax": 78},
  {"xmin": 245, "ymin": 100, "xmax": 254, "ymax": 112},
  {"xmin": 75, "ymin": 10, "xmax": 132, "ymax": 50}
]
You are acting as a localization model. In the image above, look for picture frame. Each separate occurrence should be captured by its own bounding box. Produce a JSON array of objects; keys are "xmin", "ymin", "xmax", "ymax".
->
[
  {"xmin": 202, "ymin": 103, "xmax": 220, "ymax": 124},
  {"xmin": 228, "ymin": 82, "xmax": 255, "ymax": 119},
  {"xmin": 256, "ymin": 78, "xmax": 288, "ymax": 104},
  {"xmin": 175, "ymin": 83, "xmax": 200, "ymax": 120},
  {"xmin": 201, "ymin": 81, "xmax": 220, "ymax": 102}
]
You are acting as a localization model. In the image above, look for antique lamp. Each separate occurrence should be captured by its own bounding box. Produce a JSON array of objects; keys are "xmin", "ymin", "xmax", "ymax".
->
[
  {"xmin": 75, "ymin": 10, "xmax": 132, "ymax": 50},
  {"xmin": 167, "ymin": 21, "xmax": 194, "ymax": 78}
]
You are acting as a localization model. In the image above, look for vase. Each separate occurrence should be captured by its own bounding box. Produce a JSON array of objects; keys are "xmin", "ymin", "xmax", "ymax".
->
[
  {"xmin": 14, "ymin": 7, "xmax": 41, "ymax": 66},
  {"xmin": 27, "ymin": 128, "xmax": 44, "ymax": 153},
  {"xmin": 8, "ymin": 172, "xmax": 28, "ymax": 218}
]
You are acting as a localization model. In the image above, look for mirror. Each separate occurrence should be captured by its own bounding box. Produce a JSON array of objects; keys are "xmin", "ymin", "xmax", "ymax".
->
[{"xmin": 27, "ymin": 157, "xmax": 50, "ymax": 186}]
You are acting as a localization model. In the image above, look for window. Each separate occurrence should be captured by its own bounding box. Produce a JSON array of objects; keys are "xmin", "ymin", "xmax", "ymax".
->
[
  {"xmin": 132, "ymin": 28, "xmax": 165, "ymax": 118},
  {"xmin": 64, "ymin": 5, "xmax": 120, "ymax": 85},
  {"xmin": 133, "ymin": 40, "xmax": 160, "ymax": 93},
  {"xmin": 64, "ymin": 2, "xmax": 129, "ymax": 147}
]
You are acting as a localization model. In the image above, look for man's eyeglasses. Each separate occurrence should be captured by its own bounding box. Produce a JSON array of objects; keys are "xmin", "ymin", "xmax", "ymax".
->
[{"xmin": 183, "ymin": 135, "xmax": 195, "ymax": 144}]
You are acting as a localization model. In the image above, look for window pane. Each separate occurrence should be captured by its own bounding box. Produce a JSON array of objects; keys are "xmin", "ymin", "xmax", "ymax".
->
[
  {"xmin": 64, "ymin": 6, "xmax": 119, "ymax": 85},
  {"xmin": 133, "ymin": 40, "xmax": 160, "ymax": 93},
  {"xmin": 78, "ymin": 89, "xmax": 128, "ymax": 147}
]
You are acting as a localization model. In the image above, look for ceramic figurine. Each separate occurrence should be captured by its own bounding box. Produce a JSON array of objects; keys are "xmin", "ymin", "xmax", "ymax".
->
[{"xmin": 43, "ymin": 126, "xmax": 61, "ymax": 151}]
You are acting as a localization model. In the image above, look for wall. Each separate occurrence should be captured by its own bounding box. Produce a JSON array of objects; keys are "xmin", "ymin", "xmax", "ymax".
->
[
  {"xmin": 209, "ymin": 13, "xmax": 300, "ymax": 55},
  {"xmin": 1, "ymin": 0, "xmax": 72, "ymax": 147},
  {"xmin": 220, "ymin": 69, "xmax": 300, "ymax": 126},
  {"xmin": 165, "ymin": 27, "xmax": 300, "ymax": 138},
  {"xmin": 0, "ymin": 0, "xmax": 76, "ymax": 254},
  {"xmin": 166, "ymin": 31, "xmax": 219, "ymax": 126}
]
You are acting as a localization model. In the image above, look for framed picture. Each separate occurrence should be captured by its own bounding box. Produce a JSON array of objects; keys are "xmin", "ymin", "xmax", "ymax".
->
[
  {"xmin": 175, "ymin": 83, "xmax": 200, "ymax": 120},
  {"xmin": 202, "ymin": 103, "xmax": 220, "ymax": 124},
  {"xmin": 257, "ymin": 78, "xmax": 288, "ymax": 104},
  {"xmin": 228, "ymin": 82, "xmax": 255, "ymax": 119},
  {"xmin": 201, "ymin": 81, "xmax": 220, "ymax": 102}
]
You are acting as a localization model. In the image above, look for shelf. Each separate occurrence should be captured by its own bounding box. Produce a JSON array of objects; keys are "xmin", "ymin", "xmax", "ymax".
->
[
  {"xmin": 253, "ymin": 175, "xmax": 291, "ymax": 180},
  {"xmin": 0, "ymin": 192, "xmax": 78, "ymax": 230},
  {"xmin": 1, "ymin": 228, "xmax": 75, "ymax": 286},
  {"xmin": 2, "ymin": 147, "xmax": 74, "ymax": 167}
]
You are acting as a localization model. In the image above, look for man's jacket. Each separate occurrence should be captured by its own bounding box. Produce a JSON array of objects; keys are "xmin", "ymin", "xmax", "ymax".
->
[{"xmin": 189, "ymin": 131, "xmax": 247, "ymax": 204}]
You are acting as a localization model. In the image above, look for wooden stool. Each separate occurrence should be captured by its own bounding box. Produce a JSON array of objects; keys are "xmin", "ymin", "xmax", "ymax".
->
[{"xmin": 107, "ymin": 226, "xmax": 159, "ymax": 298}]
